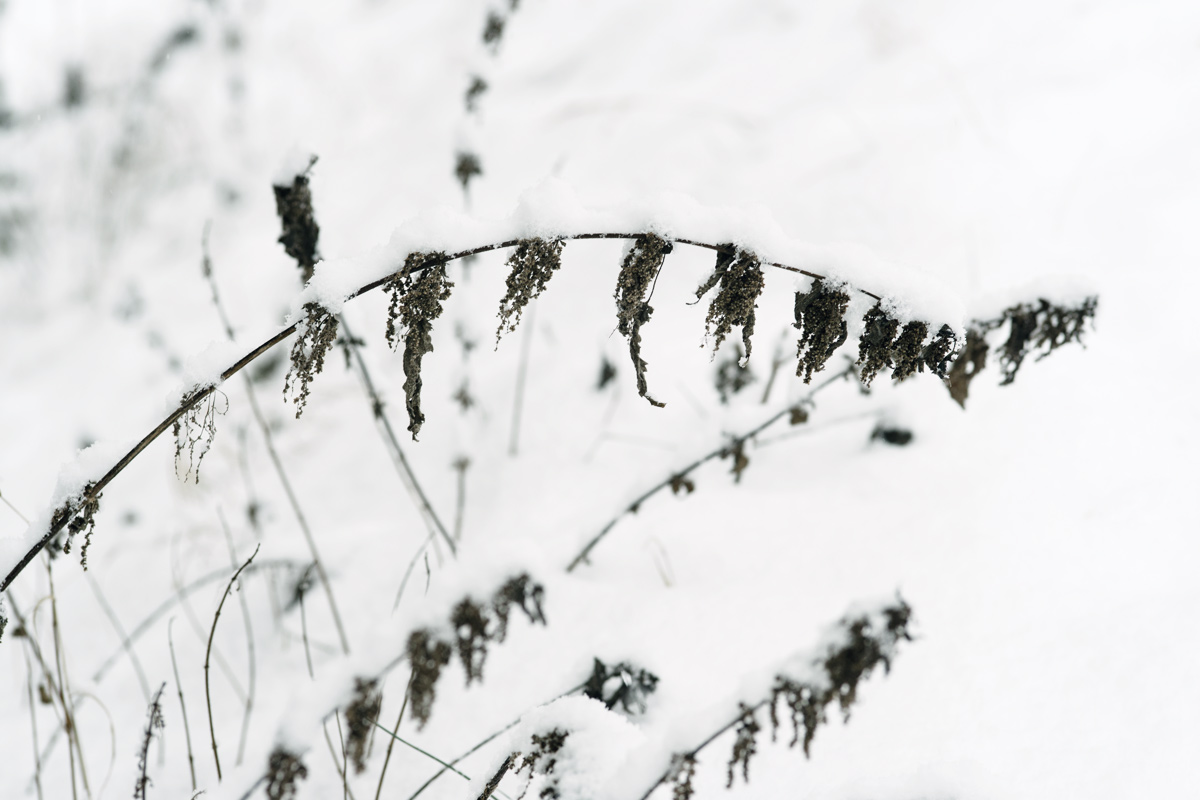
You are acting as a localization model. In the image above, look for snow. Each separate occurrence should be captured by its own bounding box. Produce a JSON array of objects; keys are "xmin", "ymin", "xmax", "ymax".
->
[{"xmin": 2, "ymin": 1, "xmax": 1198, "ymax": 800}]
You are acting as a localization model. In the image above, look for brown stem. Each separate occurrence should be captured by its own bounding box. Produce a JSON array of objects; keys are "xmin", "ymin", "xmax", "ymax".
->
[
  {"xmin": 205, "ymin": 545, "xmax": 259, "ymax": 782},
  {"xmin": 2, "ymin": 233, "xmax": 883, "ymax": 593}
]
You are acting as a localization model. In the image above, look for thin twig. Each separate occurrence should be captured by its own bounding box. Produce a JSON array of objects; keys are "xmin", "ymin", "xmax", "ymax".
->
[
  {"xmin": 565, "ymin": 364, "xmax": 855, "ymax": 571},
  {"xmin": 452, "ymin": 457, "xmax": 469, "ymax": 542},
  {"xmin": 509, "ymin": 301, "xmax": 536, "ymax": 457},
  {"xmin": 323, "ymin": 719, "xmax": 358, "ymax": 800},
  {"xmin": 3, "ymin": 232, "xmax": 883, "ymax": 593},
  {"xmin": 202, "ymin": 231, "xmax": 350, "ymax": 655},
  {"xmin": 46, "ymin": 558, "xmax": 90, "ymax": 800},
  {"xmin": 85, "ymin": 573, "xmax": 152, "ymax": 702},
  {"xmin": 91, "ymin": 559, "xmax": 303, "ymax": 684},
  {"xmin": 298, "ymin": 563, "xmax": 316, "ymax": 680},
  {"xmin": 205, "ymin": 545, "xmax": 259, "ymax": 782},
  {"xmin": 371, "ymin": 720, "xmax": 472, "ymax": 780},
  {"xmin": 335, "ymin": 715, "xmax": 350, "ymax": 800},
  {"xmin": 374, "ymin": 671, "xmax": 413, "ymax": 800},
  {"xmin": 219, "ymin": 510, "xmax": 257, "ymax": 767},
  {"xmin": 23, "ymin": 646, "xmax": 45, "ymax": 800},
  {"xmin": 339, "ymin": 315, "xmax": 455, "ymax": 555},
  {"xmin": 168, "ymin": 619, "xmax": 198, "ymax": 792}
]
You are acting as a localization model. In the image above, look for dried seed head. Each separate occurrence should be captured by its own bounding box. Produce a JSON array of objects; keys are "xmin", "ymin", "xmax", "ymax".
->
[
  {"xmin": 482, "ymin": 11, "xmax": 505, "ymax": 49},
  {"xmin": 889, "ymin": 321, "xmax": 929, "ymax": 382},
  {"xmin": 583, "ymin": 659, "xmax": 660, "ymax": 715},
  {"xmin": 715, "ymin": 344, "xmax": 755, "ymax": 403},
  {"xmin": 495, "ymin": 238, "xmax": 565, "ymax": 343},
  {"xmin": 451, "ymin": 599, "xmax": 490, "ymax": 685},
  {"xmin": 997, "ymin": 297, "xmax": 1097, "ymax": 384},
  {"xmin": 407, "ymin": 630, "xmax": 453, "ymax": 728},
  {"xmin": 516, "ymin": 728, "xmax": 569, "ymax": 799},
  {"xmin": 615, "ymin": 234, "xmax": 673, "ymax": 407},
  {"xmin": 856, "ymin": 305, "xmax": 900, "ymax": 387},
  {"xmin": 945, "ymin": 328, "xmax": 989, "ymax": 408},
  {"xmin": 465, "ymin": 75, "xmax": 488, "ymax": 112},
  {"xmin": 283, "ymin": 303, "xmax": 339, "ymax": 417},
  {"xmin": 272, "ymin": 164, "xmax": 320, "ymax": 283},
  {"xmin": 726, "ymin": 705, "xmax": 760, "ymax": 788},
  {"xmin": 492, "ymin": 573, "xmax": 546, "ymax": 642},
  {"xmin": 920, "ymin": 324, "xmax": 958, "ymax": 379},
  {"xmin": 793, "ymin": 280, "xmax": 850, "ymax": 383},
  {"xmin": 344, "ymin": 678, "xmax": 382, "ymax": 774},
  {"xmin": 455, "ymin": 151, "xmax": 482, "ymax": 193},
  {"xmin": 59, "ymin": 482, "xmax": 101, "ymax": 570},
  {"xmin": 173, "ymin": 388, "xmax": 227, "ymax": 484},
  {"xmin": 265, "ymin": 748, "xmax": 308, "ymax": 800},
  {"xmin": 385, "ymin": 252, "xmax": 454, "ymax": 439},
  {"xmin": 695, "ymin": 248, "xmax": 765, "ymax": 363},
  {"xmin": 668, "ymin": 753, "xmax": 697, "ymax": 800}
]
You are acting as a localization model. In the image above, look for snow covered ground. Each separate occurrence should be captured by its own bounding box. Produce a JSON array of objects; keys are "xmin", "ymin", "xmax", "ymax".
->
[{"xmin": 1, "ymin": 0, "xmax": 1197, "ymax": 798}]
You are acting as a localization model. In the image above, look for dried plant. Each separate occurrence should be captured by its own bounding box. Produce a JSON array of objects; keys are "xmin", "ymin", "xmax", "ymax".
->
[
  {"xmin": 133, "ymin": 682, "xmax": 166, "ymax": 799},
  {"xmin": 481, "ymin": 728, "xmax": 569, "ymax": 800},
  {"xmin": 265, "ymin": 748, "xmax": 308, "ymax": 800},
  {"xmin": 172, "ymin": 387, "xmax": 227, "ymax": 483},
  {"xmin": 694, "ymin": 247, "xmax": 765, "ymax": 363},
  {"xmin": 715, "ymin": 344, "xmax": 755, "ymax": 403},
  {"xmin": 615, "ymin": 233, "xmax": 673, "ymax": 406},
  {"xmin": 667, "ymin": 753, "xmax": 697, "ymax": 800},
  {"xmin": 857, "ymin": 305, "xmax": 900, "ymax": 387},
  {"xmin": 889, "ymin": 321, "xmax": 929, "ymax": 382},
  {"xmin": 946, "ymin": 328, "xmax": 988, "ymax": 407},
  {"xmin": 54, "ymin": 482, "xmax": 101, "ymax": 570},
  {"xmin": 482, "ymin": 11, "xmax": 505, "ymax": 49},
  {"xmin": 726, "ymin": 704, "xmax": 760, "ymax": 788},
  {"xmin": 493, "ymin": 573, "xmax": 547, "ymax": 641},
  {"xmin": 793, "ymin": 279, "xmax": 850, "ymax": 383},
  {"xmin": 384, "ymin": 252, "xmax": 454, "ymax": 439},
  {"xmin": 283, "ymin": 302, "xmax": 339, "ymax": 417},
  {"xmin": 455, "ymin": 151, "xmax": 483, "ymax": 193},
  {"xmin": 496, "ymin": 237, "xmax": 566, "ymax": 343},
  {"xmin": 583, "ymin": 658, "xmax": 660, "ymax": 715},
  {"xmin": 452, "ymin": 599, "xmax": 490, "ymax": 685},
  {"xmin": 996, "ymin": 297, "xmax": 1097, "ymax": 384},
  {"xmin": 406, "ymin": 630, "xmax": 453, "ymax": 729},
  {"xmin": 465, "ymin": 75, "xmax": 488, "ymax": 112},
  {"xmin": 272, "ymin": 162, "xmax": 320, "ymax": 282},
  {"xmin": 344, "ymin": 677, "xmax": 382, "ymax": 774}
]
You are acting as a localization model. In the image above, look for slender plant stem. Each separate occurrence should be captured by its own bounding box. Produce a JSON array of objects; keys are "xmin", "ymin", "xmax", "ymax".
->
[
  {"xmin": 373, "ymin": 671, "xmax": 413, "ymax": 800},
  {"xmin": 565, "ymin": 364, "xmax": 855, "ymax": 571},
  {"xmin": 508, "ymin": 301, "xmax": 536, "ymax": 457},
  {"xmin": 452, "ymin": 457, "xmax": 469, "ymax": 542},
  {"xmin": 219, "ymin": 510, "xmax": 257, "ymax": 767},
  {"xmin": 91, "ymin": 559, "xmax": 303, "ymax": 684},
  {"xmin": 46, "ymin": 558, "xmax": 89, "ymax": 800},
  {"xmin": 298, "ymin": 563, "xmax": 316, "ymax": 680},
  {"xmin": 24, "ymin": 646, "xmax": 45, "ymax": 800},
  {"xmin": 336, "ymin": 715, "xmax": 350, "ymax": 800},
  {"xmin": 2, "ymin": 232, "xmax": 884, "ymax": 593},
  {"xmin": 84, "ymin": 573, "xmax": 151, "ymax": 702},
  {"xmin": 323, "ymin": 719, "xmax": 358, "ymax": 800},
  {"xmin": 172, "ymin": 551, "xmax": 247, "ymax": 703},
  {"xmin": 202, "ymin": 235, "xmax": 350, "ymax": 655},
  {"xmin": 339, "ymin": 315, "xmax": 456, "ymax": 555},
  {"xmin": 371, "ymin": 720, "xmax": 472, "ymax": 780},
  {"xmin": 205, "ymin": 545, "xmax": 259, "ymax": 782},
  {"xmin": 168, "ymin": 619, "xmax": 198, "ymax": 792}
]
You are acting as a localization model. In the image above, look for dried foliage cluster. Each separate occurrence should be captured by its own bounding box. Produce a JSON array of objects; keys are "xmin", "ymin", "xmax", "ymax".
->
[
  {"xmin": 496, "ymin": 237, "xmax": 566, "ymax": 342},
  {"xmin": 582, "ymin": 658, "xmax": 660, "ymax": 715},
  {"xmin": 694, "ymin": 248, "xmax": 766, "ymax": 365},
  {"xmin": 385, "ymin": 251, "xmax": 454, "ymax": 438},
  {"xmin": 272, "ymin": 165, "xmax": 320, "ymax": 283},
  {"xmin": 615, "ymin": 233, "xmax": 673, "ymax": 407},
  {"xmin": 663, "ymin": 599, "xmax": 913, "ymax": 799},
  {"xmin": 50, "ymin": 480, "xmax": 101, "ymax": 570},
  {"xmin": 172, "ymin": 387, "xmax": 227, "ymax": 483},
  {"xmin": 133, "ymin": 683, "xmax": 166, "ymax": 799},
  {"xmin": 283, "ymin": 302, "xmax": 340, "ymax": 417},
  {"xmin": 792, "ymin": 279, "xmax": 850, "ymax": 382},
  {"xmin": 343, "ymin": 677, "xmax": 383, "ymax": 774},
  {"xmin": 265, "ymin": 748, "xmax": 308, "ymax": 800},
  {"xmin": 478, "ymin": 728, "xmax": 569, "ymax": 800},
  {"xmin": 407, "ymin": 573, "xmax": 546, "ymax": 728}
]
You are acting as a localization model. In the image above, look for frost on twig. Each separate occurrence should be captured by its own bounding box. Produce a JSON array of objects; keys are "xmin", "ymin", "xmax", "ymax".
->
[
  {"xmin": 283, "ymin": 302, "xmax": 339, "ymax": 418},
  {"xmin": 496, "ymin": 237, "xmax": 565, "ymax": 343},
  {"xmin": 793, "ymin": 279, "xmax": 850, "ymax": 383},
  {"xmin": 385, "ymin": 252, "xmax": 454, "ymax": 439},
  {"xmin": 173, "ymin": 388, "xmax": 227, "ymax": 483},
  {"xmin": 615, "ymin": 233, "xmax": 673, "ymax": 407},
  {"xmin": 694, "ymin": 247, "xmax": 765, "ymax": 364}
]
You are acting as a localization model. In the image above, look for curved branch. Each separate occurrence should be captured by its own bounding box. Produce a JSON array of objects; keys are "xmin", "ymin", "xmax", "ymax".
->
[{"xmin": 1, "ymin": 233, "xmax": 886, "ymax": 594}]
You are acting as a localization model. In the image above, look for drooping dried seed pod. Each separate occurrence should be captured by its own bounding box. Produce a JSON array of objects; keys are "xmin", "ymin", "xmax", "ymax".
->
[
  {"xmin": 496, "ymin": 237, "xmax": 565, "ymax": 343},
  {"xmin": 856, "ymin": 305, "xmax": 900, "ymax": 387},
  {"xmin": 173, "ymin": 388, "xmax": 227, "ymax": 484},
  {"xmin": 59, "ymin": 482, "xmax": 101, "ymax": 570},
  {"xmin": 997, "ymin": 297, "xmax": 1097, "ymax": 384},
  {"xmin": 793, "ymin": 279, "xmax": 850, "ymax": 383},
  {"xmin": 920, "ymin": 324, "xmax": 958, "ymax": 378},
  {"xmin": 945, "ymin": 328, "xmax": 989, "ymax": 408},
  {"xmin": 889, "ymin": 321, "xmax": 929, "ymax": 382},
  {"xmin": 695, "ymin": 247, "xmax": 765, "ymax": 363},
  {"xmin": 726, "ymin": 704, "xmax": 760, "ymax": 788},
  {"xmin": 582, "ymin": 659, "xmax": 660, "ymax": 715},
  {"xmin": 454, "ymin": 151, "xmax": 482, "ymax": 193},
  {"xmin": 385, "ymin": 252, "xmax": 454, "ymax": 439},
  {"xmin": 451, "ymin": 599, "xmax": 490, "ymax": 685},
  {"xmin": 407, "ymin": 630, "xmax": 453, "ymax": 728},
  {"xmin": 272, "ymin": 163, "xmax": 320, "ymax": 283},
  {"xmin": 344, "ymin": 678, "xmax": 382, "ymax": 774},
  {"xmin": 265, "ymin": 748, "xmax": 308, "ymax": 800},
  {"xmin": 615, "ymin": 234, "xmax": 673, "ymax": 407},
  {"xmin": 283, "ymin": 302, "xmax": 339, "ymax": 418}
]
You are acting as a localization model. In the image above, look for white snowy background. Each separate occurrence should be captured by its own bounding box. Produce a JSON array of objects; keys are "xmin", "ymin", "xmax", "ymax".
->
[{"xmin": 1, "ymin": 0, "xmax": 1197, "ymax": 798}]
